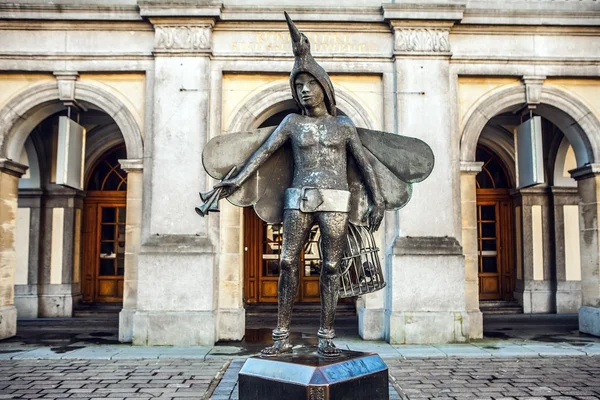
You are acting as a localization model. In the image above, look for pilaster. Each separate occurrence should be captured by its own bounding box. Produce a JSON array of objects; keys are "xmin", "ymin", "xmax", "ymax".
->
[
  {"xmin": 512, "ymin": 186, "xmax": 553, "ymax": 313},
  {"xmin": 0, "ymin": 159, "xmax": 27, "ymax": 340},
  {"xmin": 549, "ymin": 187, "xmax": 581, "ymax": 313},
  {"xmin": 118, "ymin": 158, "xmax": 143, "ymax": 343},
  {"xmin": 134, "ymin": 5, "xmax": 221, "ymax": 346},
  {"xmin": 383, "ymin": 7, "xmax": 472, "ymax": 344},
  {"xmin": 37, "ymin": 185, "xmax": 85, "ymax": 318},
  {"xmin": 570, "ymin": 164, "xmax": 600, "ymax": 336},
  {"xmin": 460, "ymin": 161, "xmax": 484, "ymax": 339}
]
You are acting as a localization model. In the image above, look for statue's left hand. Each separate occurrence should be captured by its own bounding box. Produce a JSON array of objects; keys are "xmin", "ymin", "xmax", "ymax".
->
[
  {"xmin": 214, "ymin": 179, "xmax": 241, "ymax": 198},
  {"xmin": 369, "ymin": 200, "xmax": 384, "ymax": 232}
]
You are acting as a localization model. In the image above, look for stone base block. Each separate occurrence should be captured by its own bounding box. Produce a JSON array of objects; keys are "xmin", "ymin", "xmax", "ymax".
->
[
  {"xmin": 132, "ymin": 311, "xmax": 216, "ymax": 346},
  {"xmin": 386, "ymin": 311, "xmax": 471, "ymax": 344},
  {"xmin": 0, "ymin": 305, "xmax": 17, "ymax": 340},
  {"xmin": 556, "ymin": 281, "xmax": 581, "ymax": 313},
  {"xmin": 239, "ymin": 350, "xmax": 389, "ymax": 400},
  {"xmin": 218, "ymin": 308, "xmax": 245, "ymax": 341},
  {"xmin": 119, "ymin": 308, "xmax": 135, "ymax": 343},
  {"xmin": 14, "ymin": 295, "xmax": 38, "ymax": 318},
  {"xmin": 358, "ymin": 307, "xmax": 385, "ymax": 340},
  {"xmin": 579, "ymin": 306, "xmax": 600, "ymax": 336},
  {"xmin": 467, "ymin": 309, "xmax": 483, "ymax": 340},
  {"xmin": 519, "ymin": 289, "xmax": 553, "ymax": 313},
  {"xmin": 39, "ymin": 294, "xmax": 75, "ymax": 317}
]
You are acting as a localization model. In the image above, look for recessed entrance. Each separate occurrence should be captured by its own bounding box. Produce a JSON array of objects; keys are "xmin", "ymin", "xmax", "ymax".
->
[
  {"xmin": 82, "ymin": 146, "xmax": 127, "ymax": 303},
  {"xmin": 476, "ymin": 146, "xmax": 514, "ymax": 301}
]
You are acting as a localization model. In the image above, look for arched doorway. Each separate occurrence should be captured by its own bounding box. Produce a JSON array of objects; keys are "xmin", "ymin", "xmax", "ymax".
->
[
  {"xmin": 476, "ymin": 146, "xmax": 514, "ymax": 301},
  {"xmin": 82, "ymin": 146, "xmax": 127, "ymax": 303}
]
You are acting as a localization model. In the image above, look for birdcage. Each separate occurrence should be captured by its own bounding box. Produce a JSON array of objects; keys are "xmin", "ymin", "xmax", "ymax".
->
[{"xmin": 338, "ymin": 223, "xmax": 386, "ymax": 298}]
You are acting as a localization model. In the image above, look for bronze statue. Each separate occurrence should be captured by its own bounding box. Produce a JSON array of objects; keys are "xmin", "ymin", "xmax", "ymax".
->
[{"xmin": 198, "ymin": 12, "xmax": 434, "ymax": 357}]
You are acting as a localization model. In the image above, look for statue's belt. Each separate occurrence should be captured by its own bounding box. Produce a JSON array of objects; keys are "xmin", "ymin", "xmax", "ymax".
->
[{"xmin": 284, "ymin": 187, "xmax": 351, "ymax": 213}]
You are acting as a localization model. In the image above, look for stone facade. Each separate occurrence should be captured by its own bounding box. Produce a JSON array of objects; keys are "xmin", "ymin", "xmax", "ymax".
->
[{"xmin": 0, "ymin": 0, "xmax": 599, "ymax": 344}]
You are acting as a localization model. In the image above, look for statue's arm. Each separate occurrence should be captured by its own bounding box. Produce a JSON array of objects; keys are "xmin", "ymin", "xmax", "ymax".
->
[
  {"xmin": 216, "ymin": 115, "xmax": 292, "ymax": 193},
  {"xmin": 347, "ymin": 125, "xmax": 384, "ymax": 231}
]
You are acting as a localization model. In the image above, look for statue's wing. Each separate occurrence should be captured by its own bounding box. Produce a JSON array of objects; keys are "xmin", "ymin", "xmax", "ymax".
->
[
  {"xmin": 202, "ymin": 126, "xmax": 291, "ymax": 224},
  {"xmin": 349, "ymin": 128, "xmax": 434, "ymax": 225},
  {"xmin": 357, "ymin": 128, "xmax": 434, "ymax": 184}
]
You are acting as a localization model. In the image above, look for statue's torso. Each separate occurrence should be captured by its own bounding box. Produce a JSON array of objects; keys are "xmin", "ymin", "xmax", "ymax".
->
[{"xmin": 287, "ymin": 114, "xmax": 352, "ymax": 190}]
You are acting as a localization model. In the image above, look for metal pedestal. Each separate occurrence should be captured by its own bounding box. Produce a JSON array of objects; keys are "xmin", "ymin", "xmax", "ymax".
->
[{"xmin": 238, "ymin": 349, "xmax": 389, "ymax": 400}]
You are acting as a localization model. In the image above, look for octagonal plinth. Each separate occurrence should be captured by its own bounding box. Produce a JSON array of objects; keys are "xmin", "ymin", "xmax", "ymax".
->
[{"xmin": 238, "ymin": 349, "xmax": 389, "ymax": 400}]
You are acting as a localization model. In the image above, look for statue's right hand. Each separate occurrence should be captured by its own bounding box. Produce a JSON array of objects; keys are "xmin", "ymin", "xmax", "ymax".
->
[{"xmin": 214, "ymin": 179, "xmax": 240, "ymax": 197}]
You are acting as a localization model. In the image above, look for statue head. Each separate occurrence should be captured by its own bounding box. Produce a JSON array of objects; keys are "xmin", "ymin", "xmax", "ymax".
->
[{"xmin": 285, "ymin": 12, "xmax": 336, "ymax": 116}]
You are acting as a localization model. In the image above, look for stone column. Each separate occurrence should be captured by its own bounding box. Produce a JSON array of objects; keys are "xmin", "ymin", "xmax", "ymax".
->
[
  {"xmin": 0, "ymin": 159, "xmax": 28, "ymax": 340},
  {"xmin": 118, "ymin": 158, "xmax": 143, "ymax": 342},
  {"xmin": 550, "ymin": 187, "xmax": 582, "ymax": 313},
  {"xmin": 512, "ymin": 186, "xmax": 553, "ymax": 313},
  {"xmin": 38, "ymin": 186, "xmax": 85, "ymax": 317},
  {"xmin": 571, "ymin": 164, "xmax": 600, "ymax": 335},
  {"xmin": 384, "ymin": 5, "xmax": 473, "ymax": 343},
  {"xmin": 14, "ymin": 189, "xmax": 43, "ymax": 318},
  {"xmin": 460, "ymin": 162, "xmax": 484, "ymax": 339},
  {"xmin": 134, "ymin": 5, "xmax": 221, "ymax": 345}
]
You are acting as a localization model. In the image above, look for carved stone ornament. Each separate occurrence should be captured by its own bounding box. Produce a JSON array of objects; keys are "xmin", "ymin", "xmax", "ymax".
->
[
  {"xmin": 155, "ymin": 25, "xmax": 211, "ymax": 51},
  {"xmin": 394, "ymin": 28, "xmax": 450, "ymax": 53}
]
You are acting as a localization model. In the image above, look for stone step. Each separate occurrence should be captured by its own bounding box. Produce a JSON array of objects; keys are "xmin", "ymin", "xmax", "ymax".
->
[
  {"xmin": 73, "ymin": 302, "xmax": 122, "ymax": 318},
  {"xmin": 480, "ymin": 300, "xmax": 523, "ymax": 315}
]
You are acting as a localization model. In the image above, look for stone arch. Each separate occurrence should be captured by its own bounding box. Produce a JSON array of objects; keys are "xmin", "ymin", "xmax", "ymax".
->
[
  {"xmin": 460, "ymin": 84, "xmax": 600, "ymax": 167},
  {"xmin": 0, "ymin": 80, "xmax": 143, "ymax": 161},
  {"xmin": 84, "ymin": 123, "xmax": 125, "ymax": 179},
  {"xmin": 478, "ymin": 125, "xmax": 516, "ymax": 186},
  {"xmin": 17, "ymin": 137, "xmax": 41, "ymax": 189},
  {"xmin": 228, "ymin": 82, "xmax": 376, "ymax": 133}
]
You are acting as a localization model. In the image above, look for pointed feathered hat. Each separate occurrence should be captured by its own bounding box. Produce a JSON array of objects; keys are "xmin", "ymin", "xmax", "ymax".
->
[{"xmin": 285, "ymin": 12, "xmax": 336, "ymax": 116}]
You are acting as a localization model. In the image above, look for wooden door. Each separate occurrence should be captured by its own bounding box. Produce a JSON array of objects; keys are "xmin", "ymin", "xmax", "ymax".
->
[
  {"xmin": 476, "ymin": 192, "xmax": 513, "ymax": 300},
  {"xmin": 81, "ymin": 146, "xmax": 127, "ymax": 303},
  {"xmin": 83, "ymin": 193, "xmax": 127, "ymax": 302},
  {"xmin": 244, "ymin": 208, "xmax": 320, "ymax": 303}
]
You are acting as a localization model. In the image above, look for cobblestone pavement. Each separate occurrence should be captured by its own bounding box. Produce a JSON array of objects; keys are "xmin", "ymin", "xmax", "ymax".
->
[
  {"xmin": 2, "ymin": 356, "xmax": 600, "ymax": 399},
  {"xmin": 388, "ymin": 357, "xmax": 600, "ymax": 400},
  {"xmin": 0, "ymin": 358, "xmax": 227, "ymax": 400}
]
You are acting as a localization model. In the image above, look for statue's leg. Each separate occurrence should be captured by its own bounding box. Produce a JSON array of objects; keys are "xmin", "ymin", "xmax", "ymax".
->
[
  {"xmin": 316, "ymin": 212, "xmax": 349, "ymax": 357},
  {"xmin": 261, "ymin": 209, "xmax": 314, "ymax": 356}
]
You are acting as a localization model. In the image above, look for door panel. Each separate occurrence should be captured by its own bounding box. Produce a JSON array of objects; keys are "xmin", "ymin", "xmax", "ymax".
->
[{"xmin": 82, "ymin": 192, "xmax": 126, "ymax": 303}]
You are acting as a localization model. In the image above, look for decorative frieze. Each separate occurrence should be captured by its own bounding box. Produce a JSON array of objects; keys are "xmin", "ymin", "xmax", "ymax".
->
[
  {"xmin": 154, "ymin": 25, "xmax": 211, "ymax": 52},
  {"xmin": 394, "ymin": 28, "xmax": 450, "ymax": 54}
]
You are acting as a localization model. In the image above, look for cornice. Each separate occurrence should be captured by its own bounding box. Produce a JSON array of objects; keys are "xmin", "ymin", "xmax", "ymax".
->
[
  {"xmin": 138, "ymin": 1, "xmax": 222, "ymax": 18},
  {"xmin": 219, "ymin": 7, "xmax": 383, "ymax": 23},
  {"xmin": 383, "ymin": 3, "xmax": 465, "ymax": 22},
  {"xmin": 0, "ymin": 3, "xmax": 142, "ymax": 21}
]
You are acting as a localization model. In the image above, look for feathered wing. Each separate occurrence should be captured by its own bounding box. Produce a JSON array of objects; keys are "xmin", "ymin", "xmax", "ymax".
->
[{"xmin": 202, "ymin": 126, "xmax": 434, "ymax": 225}]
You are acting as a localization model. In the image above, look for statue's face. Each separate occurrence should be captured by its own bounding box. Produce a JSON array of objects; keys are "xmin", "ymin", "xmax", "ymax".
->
[{"xmin": 294, "ymin": 73, "xmax": 325, "ymax": 111}]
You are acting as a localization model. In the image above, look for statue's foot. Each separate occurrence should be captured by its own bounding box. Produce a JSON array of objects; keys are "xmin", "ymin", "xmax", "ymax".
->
[
  {"xmin": 318, "ymin": 338, "xmax": 342, "ymax": 357},
  {"xmin": 260, "ymin": 338, "xmax": 293, "ymax": 357}
]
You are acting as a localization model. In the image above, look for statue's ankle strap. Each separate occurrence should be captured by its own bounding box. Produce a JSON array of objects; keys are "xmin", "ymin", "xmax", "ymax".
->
[
  {"xmin": 272, "ymin": 328, "xmax": 290, "ymax": 341},
  {"xmin": 317, "ymin": 328, "xmax": 335, "ymax": 340}
]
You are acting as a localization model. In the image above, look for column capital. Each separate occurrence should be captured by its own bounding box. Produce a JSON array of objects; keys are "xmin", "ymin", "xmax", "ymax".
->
[
  {"xmin": 118, "ymin": 158, "xmax": 143, "ymax": 173},
  {"xmin": 0, "ymin": 158, "xmax": 28, "ymax": 178},
  {"xmin": 460, "ymin": 161, "xmax": 484, "ymax": 174},
  {"xmin": 569, "ymin": 163, "xmax": 600, "ymax": 181},
  {"xmin": 140, "ymin": 2, "xmax": 221, "ymax": 56}
]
